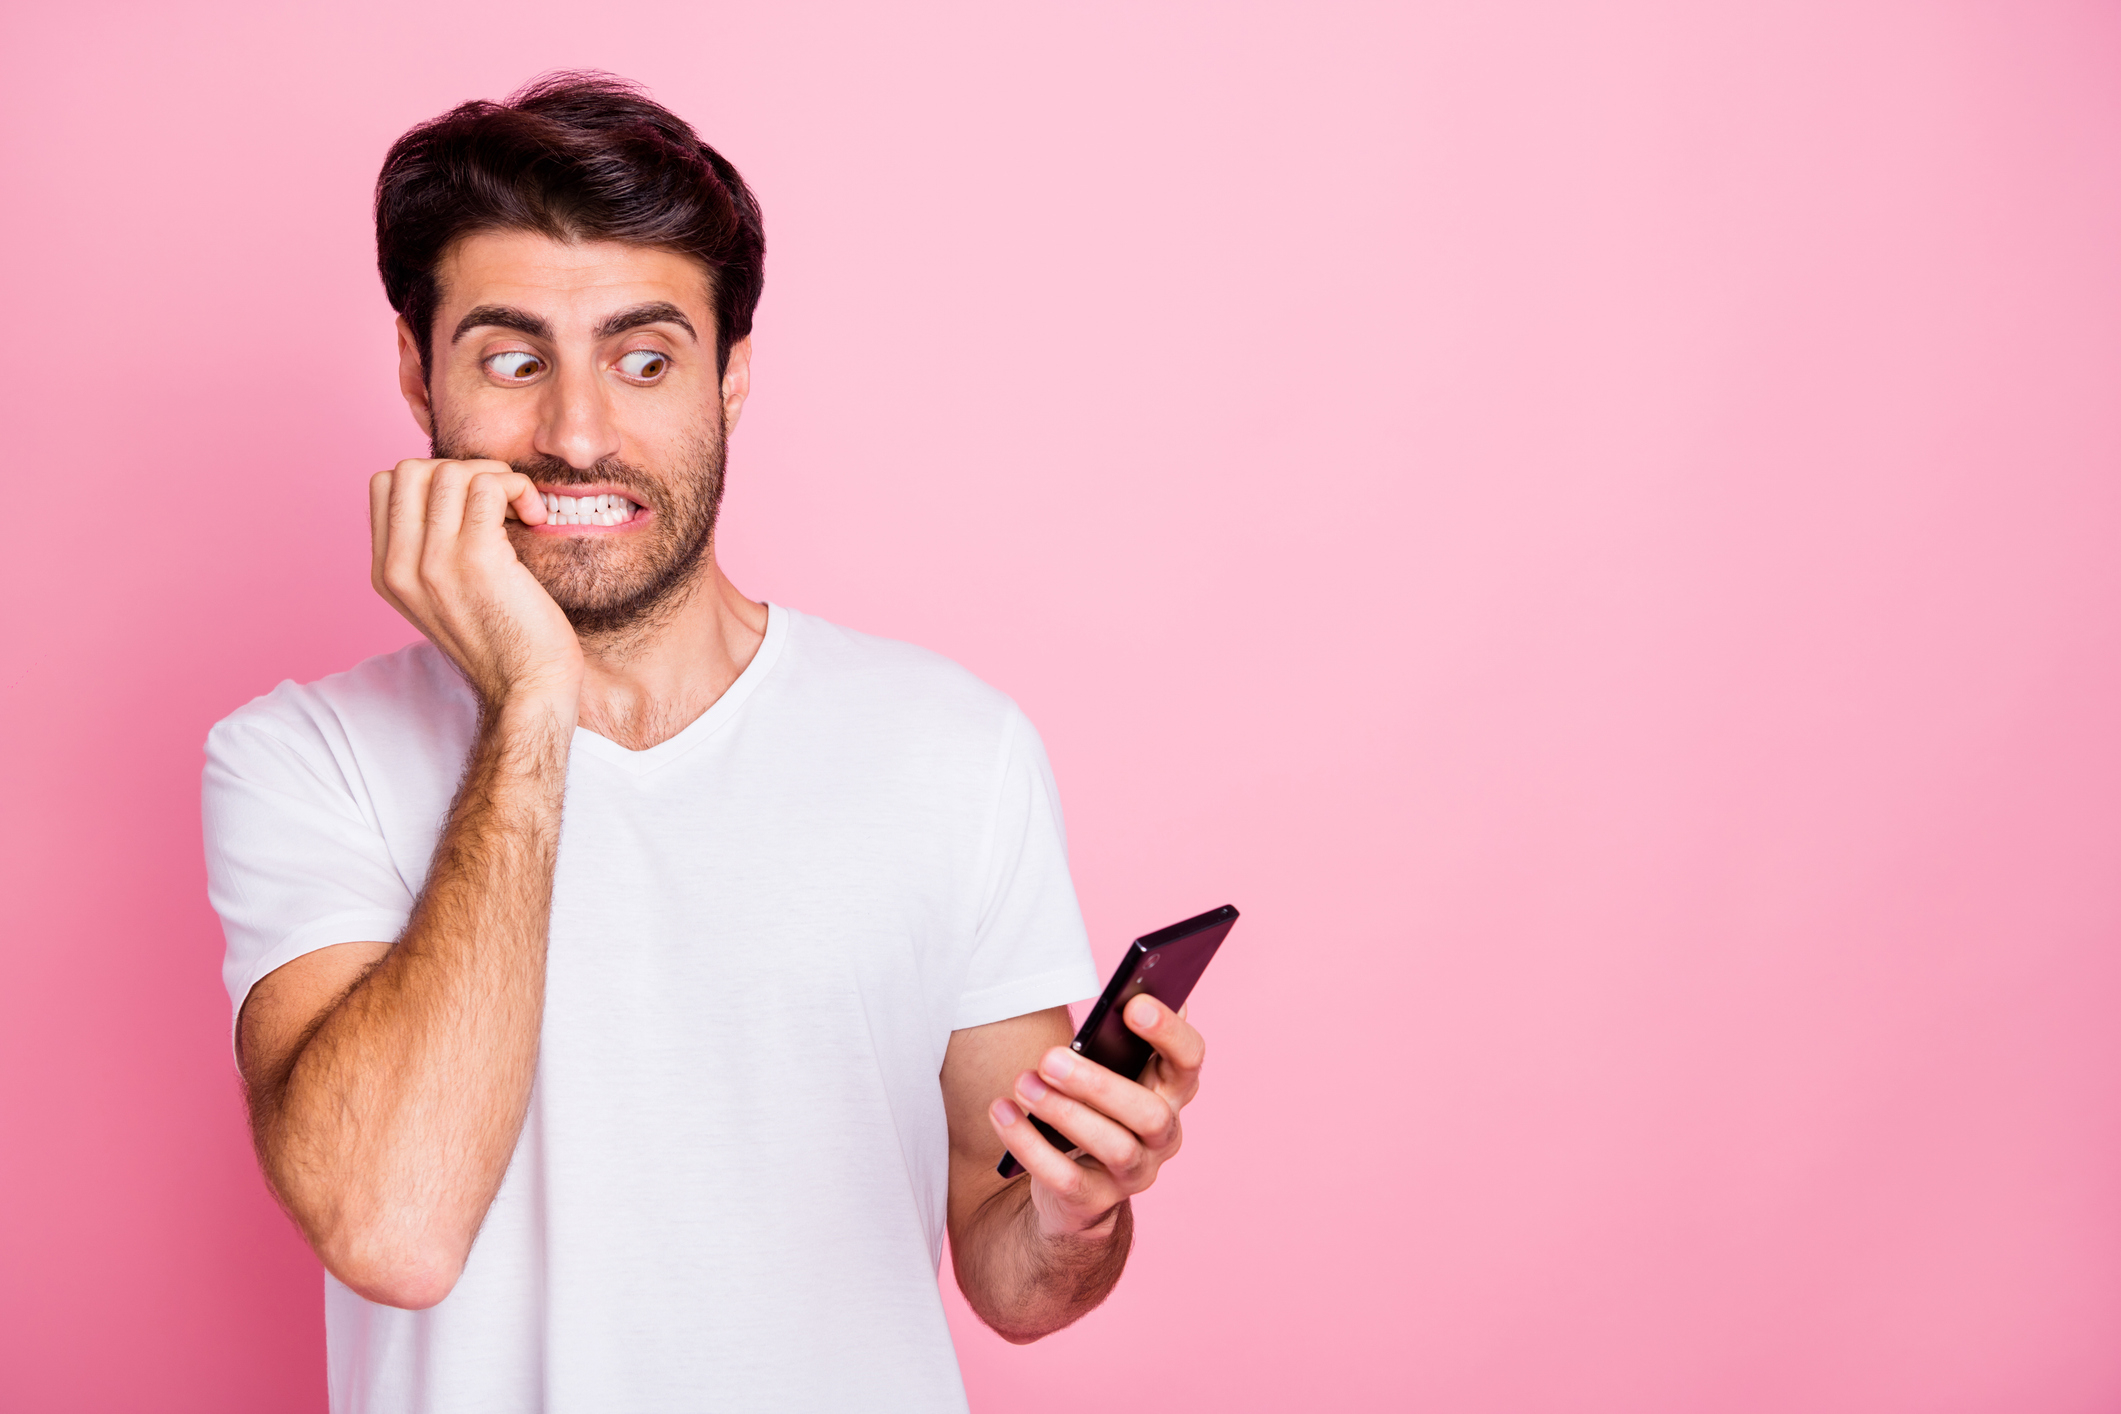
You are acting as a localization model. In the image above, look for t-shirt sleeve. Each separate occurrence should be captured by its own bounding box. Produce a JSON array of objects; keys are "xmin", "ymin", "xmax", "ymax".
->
[
  {"xmin": 953, "ymin": 705, "xmax": 1101, "ymax": 1031},
  {"xmin": 202, "ymin": 713, "xmax": 417, "ymax": 1051}
]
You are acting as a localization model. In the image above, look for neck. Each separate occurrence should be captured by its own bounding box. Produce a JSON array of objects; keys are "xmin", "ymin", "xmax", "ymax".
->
[{"xmin": 572, "ymin": 548, "xmax": 768, "ymax": 752}]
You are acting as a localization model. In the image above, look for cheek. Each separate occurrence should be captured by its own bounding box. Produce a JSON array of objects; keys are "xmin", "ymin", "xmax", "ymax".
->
[
  {"xmin": 616, "ymin": 390, "xmax": 724, "ymax": 455},
  {"xmin": 432, "ymin": 381, "xmax": 543, "ymax": 452}
]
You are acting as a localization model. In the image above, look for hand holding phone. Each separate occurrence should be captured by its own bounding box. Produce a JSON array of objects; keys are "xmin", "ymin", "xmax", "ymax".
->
[{"xmin": 997, "ymin": 905, "xmax": 1237, "ymax": 1179}]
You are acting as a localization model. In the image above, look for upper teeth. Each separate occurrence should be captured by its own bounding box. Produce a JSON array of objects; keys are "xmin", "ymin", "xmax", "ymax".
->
[{"xmin": 542, "ymin": 492, "xmax": 637, "ymax": 527}]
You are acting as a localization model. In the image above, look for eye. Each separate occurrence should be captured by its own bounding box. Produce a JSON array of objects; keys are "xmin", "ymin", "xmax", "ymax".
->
[
  {"xmin": 486, "ymin": 350, "xmax": 545, "ymax": 382},
  {"xmin": 616, "ymin": 349, "xmax": 670, "ymax": 382}
]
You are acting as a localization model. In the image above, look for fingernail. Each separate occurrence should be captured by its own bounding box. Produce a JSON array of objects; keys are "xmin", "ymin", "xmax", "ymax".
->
[
  {"xmin": 1040, "ymin": 1050, "xmax": 1075, "ymax": 1082},
  {"xmin": 1130, "ymin": 996, "xmax": 1160, "ymax": 1027},
  {"xmin": 991, "ymin": 1099, "xmax": 1020, "ymax": 1127},
  {"xmin": 1018, "ymin": 1072, "xmax": 1049, "ymax": 1102}
]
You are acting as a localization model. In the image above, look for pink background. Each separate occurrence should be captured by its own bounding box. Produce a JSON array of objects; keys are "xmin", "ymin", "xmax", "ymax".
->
[{"xmin": 4, "ymin": 2, "xmax": 2120, "ymax": 1409}]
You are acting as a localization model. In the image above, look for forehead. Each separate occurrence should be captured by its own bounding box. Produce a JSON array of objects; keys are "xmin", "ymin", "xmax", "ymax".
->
[{"xmin": 434, "ymin": 230, "xmax": 714, "ymax": 329}]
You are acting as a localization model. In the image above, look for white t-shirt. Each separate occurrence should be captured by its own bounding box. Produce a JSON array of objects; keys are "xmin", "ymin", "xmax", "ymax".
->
[{"xmin": 202, "ymin": 604, "xmax": 1098, "ymax": 1414}]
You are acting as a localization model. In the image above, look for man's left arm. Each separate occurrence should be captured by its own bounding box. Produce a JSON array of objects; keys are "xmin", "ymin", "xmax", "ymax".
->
[{"xmin": 941, "ymin": 995, "xmax": 1205, "ymax": 1343}]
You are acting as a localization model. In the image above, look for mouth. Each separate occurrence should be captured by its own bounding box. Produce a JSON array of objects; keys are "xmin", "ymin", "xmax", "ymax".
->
[{"xmin": 534, "ymin": 488, "xmax": 646, "ymax": 530}]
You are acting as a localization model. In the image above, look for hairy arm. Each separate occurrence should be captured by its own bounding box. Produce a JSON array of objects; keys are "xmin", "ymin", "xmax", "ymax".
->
[
  {"xmin": 237, "ymin": 457, "xmax": 579, "ymax": 1309},
  {"xmin": 240, "ymin": 700, "xmax": 570, "ymax": 1309}
]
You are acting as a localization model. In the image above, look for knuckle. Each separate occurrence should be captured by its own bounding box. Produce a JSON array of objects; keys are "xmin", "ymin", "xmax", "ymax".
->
[{"xmin": 1115, "ymin": 1139, "xmax": 1148, "ymax": 1180}]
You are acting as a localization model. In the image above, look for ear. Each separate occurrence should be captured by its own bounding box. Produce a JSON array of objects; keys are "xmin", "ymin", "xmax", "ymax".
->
[
  {"xmin": 396, "ymin": 315, "xmax": 435, "ymax": 438},
  {"xmin": 720, "ymin": 336, "xmax": 753, "ymax": 434}
]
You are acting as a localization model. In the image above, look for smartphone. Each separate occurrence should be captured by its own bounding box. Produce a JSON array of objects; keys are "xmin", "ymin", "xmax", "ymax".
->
[{"xmin": 997, "ymin": 904, "xmax": 1239, "ymax": 1179}]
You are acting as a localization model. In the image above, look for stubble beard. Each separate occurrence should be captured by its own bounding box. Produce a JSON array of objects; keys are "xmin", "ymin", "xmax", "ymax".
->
[{"xmin": 432, "ymin": 407, "xmax": 728, "ymax": 643}]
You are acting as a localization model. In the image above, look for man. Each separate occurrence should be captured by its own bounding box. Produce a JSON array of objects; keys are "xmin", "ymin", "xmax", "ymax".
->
[{"xmin": 201, "ymin": 72, "xmax": 1206, "ymax": 1412}]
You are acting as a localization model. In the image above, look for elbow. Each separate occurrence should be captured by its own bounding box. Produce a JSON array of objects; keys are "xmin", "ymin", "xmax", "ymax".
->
[
  {"xmin": 317, "ymin": 1233, "xmax": 466, "ymax": 1311},
  {"xmin": 270, "ymin": 1166, "xmax": 471, "ymax": 1310},
  {"xmin": 351, "ymin": 1265, "xmax": 461, "ymax": 1312},
  {"xmin": 993, "ymin": 1322, "xmax": 1055, "ymax": 1347}
]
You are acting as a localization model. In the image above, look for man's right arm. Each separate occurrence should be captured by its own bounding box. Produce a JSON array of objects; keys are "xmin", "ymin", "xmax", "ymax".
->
[{"xmin": 236, "ymin": 459, "xmax": 576, "ymax": 1310}]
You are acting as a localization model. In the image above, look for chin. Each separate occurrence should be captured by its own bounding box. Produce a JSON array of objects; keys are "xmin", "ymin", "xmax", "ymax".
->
[{"xmin": 535, "ymin": 550, "xmax": 707, "ymax": 637}]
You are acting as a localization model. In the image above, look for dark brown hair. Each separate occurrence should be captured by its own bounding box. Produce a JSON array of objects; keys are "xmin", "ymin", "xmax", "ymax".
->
[{"xmin": 375, "ymin": 71, "xmax": 765, "ymax": 375}]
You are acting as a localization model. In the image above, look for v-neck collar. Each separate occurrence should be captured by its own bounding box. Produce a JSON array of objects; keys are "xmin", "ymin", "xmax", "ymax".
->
[{"xmin": 568, "ymin": 602, "xmax": 790, "ymax": 777}]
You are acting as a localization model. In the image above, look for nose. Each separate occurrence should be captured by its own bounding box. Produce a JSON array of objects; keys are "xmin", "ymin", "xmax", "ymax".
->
[{"xmin": 532, "ymin": 355, "xmax": 621, "ymax": 470}]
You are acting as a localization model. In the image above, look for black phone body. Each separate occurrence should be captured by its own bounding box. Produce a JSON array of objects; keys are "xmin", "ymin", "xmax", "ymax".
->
[{"xmin": 996, "ymin": 904, "xmax": 1238, "ymax": 1179}]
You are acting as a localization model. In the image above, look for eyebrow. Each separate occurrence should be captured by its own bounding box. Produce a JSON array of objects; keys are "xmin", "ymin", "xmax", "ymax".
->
[
  {"xmin": 451, "ymin": 306, "xmax": 551, "ymax": 344},
  {"xmin": 449, "ymin": 301, "xmax": 699, "ymax": 346},
  {"xmin": 593, "ymin": 302, "xmax": 698, "ymax": 341}
]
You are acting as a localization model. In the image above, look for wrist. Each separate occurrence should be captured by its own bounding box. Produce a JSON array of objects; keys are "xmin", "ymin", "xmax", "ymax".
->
[
  {"xmin": 466, "ymin": 648, "xmax": 584, "ymax": 723},
  {"xmin": 1036, "ymin": 1196, "xmax": 1129, "ymax": 1247},
  {"xmin": 480, "ymin": 691, "xmax": 579, "ymax": 761}
]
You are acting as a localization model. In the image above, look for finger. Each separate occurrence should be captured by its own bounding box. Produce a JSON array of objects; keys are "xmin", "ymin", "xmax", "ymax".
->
[
  {"xmin": 509, "ymin": 475, "xmax": 547, "ymax": 525},
  {"xmin": 429, "ymin": 458, "xmax": 516, "ymax": 534},
  {"xmin": 368, "ymin": 471, "xmax": 395, "ymax": 602},
  {"xmin": 465, "ymin": 471, "xmax": 536, "ymax": 538},
  {"xmin": 423, "ymin": 460, "xmax": 473, "ymax": 544},
  {"xmin": 387, "ymin": 457, "xmax": 438, "ymax": 533},
  {"xmin": 1031, "ymin": 1049, "xmax": 1180, "ymax": 1153},
  {"xmin": 1013, "ymin": 1068, "xmax": 1157, "ymax": 1179},
  {"xmin": 988, "ymin": 1098, "xmax": 1121, "ymax": 1213},
  {"xmin": 381, "ymin": 459, "xmax": 440, "ymax": 609},
  {"xmin": 1126, "ymin": 994, "xmax": 1205, "ymax": 1077}
]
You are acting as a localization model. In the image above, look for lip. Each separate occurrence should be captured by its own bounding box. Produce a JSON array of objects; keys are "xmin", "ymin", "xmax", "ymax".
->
[
  {"xmin": 532, "ymin": 483, "xmax": 642, "ymax": 501},
  {"xmin": 529, "ymin": 516, "xmax": 648, "ymax": 534}
]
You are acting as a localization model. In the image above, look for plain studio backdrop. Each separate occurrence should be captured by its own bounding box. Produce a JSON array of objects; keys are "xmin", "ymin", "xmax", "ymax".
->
[{"xmin": 3, "ymin": 2, "xmax": 2119, "ymax": 1410}]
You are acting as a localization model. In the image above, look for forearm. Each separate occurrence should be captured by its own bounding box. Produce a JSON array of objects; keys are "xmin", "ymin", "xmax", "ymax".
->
[
  {"xmin": 952, "ymin": 1180, "xmax": 1133, "ymax": 1344},
  {"xmin": 254, "ymin": 697, "xmax": 571, "ymax": 1303}
]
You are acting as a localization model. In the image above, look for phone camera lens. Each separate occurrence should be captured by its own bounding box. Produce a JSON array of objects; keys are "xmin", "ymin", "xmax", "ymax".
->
[{"xmin": 1145, "ymin": 955, "xmax": 1160, "ymax": 968}]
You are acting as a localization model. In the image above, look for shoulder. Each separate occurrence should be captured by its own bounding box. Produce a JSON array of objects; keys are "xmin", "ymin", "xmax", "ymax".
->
[
  {"xmin": 204, "ymin": 641, "xmax": 473, "ymax": 773},
  {"xmin": 775, "ymin": 607, "xmax": 1023, "ymax": 732}
]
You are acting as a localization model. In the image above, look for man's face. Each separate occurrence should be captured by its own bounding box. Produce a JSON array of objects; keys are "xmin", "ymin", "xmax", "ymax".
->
[{"xmin": 399, "ymin": 230, "xmax": 749, "ymax": 637}]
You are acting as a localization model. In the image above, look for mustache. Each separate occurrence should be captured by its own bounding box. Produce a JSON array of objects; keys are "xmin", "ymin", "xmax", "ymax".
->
[
  {"xmin": 505, "ymin": 453, "xmax": 659, "ymax": 504},
  {"xmin": 429, "ymin": 432, "xmax": 663, "ymax": 505}
]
